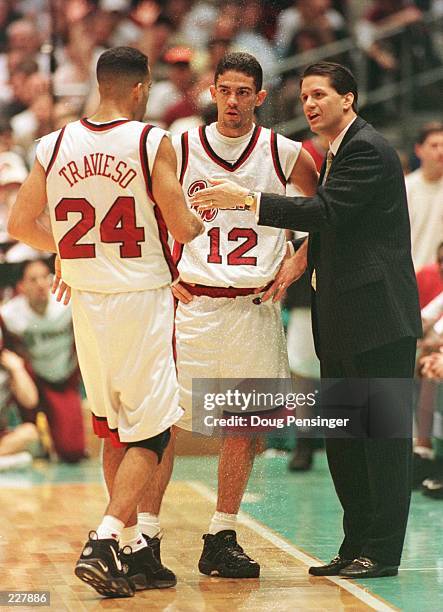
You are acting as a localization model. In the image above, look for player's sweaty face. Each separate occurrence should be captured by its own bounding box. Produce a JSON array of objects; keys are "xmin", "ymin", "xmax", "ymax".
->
[{"xmin": 212, "ymin": 71, "xmax": 258, "ymax": 131}]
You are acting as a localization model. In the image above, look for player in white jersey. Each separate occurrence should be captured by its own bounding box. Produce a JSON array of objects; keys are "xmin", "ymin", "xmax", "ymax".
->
[
  {"xmin": 8, "ymin": 47, "xmax": 203, "ymax": 599},
  {"xmin": 137, "ymin": 52, "xmax": 318, "ymax": 579}
]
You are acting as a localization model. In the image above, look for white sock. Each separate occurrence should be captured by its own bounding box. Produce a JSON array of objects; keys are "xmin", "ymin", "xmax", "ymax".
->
[
  {"xmin": 209, "ymin": 511, "xmax": 238, "ymax": 535},
  {"xmin": 414, "ymin": 445, "xmax": 434, "ymax": 459},
  {"xmin": 120, "ymin": 524, "xmax": 147, "ymax": 552},
  {"xmin": 138, "ymin": 512, "xmax": 160, "ymax": 539},
  {"xmin": 96, "ymin": 515, "xmax": 124, "ymax": 541}
]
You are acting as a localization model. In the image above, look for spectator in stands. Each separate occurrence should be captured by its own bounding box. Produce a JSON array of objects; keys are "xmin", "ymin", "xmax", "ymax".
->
[
  {"xmin": 413, "ymin": 279, "xmax": 443, "ymax": 488},
  {"xmin": 275, "ymin": 0, "xmax": 347, "ymax": 58},
  {"xmin": 1, "ymin": 259, "xmax": 86, "ymax": 463},
  {"xmin": 6, "ymin": 19, "xmax": 44, "ymax": 68},
  {"xmin": 0, "ymin": 142, "xmax": 31, "ymax": 302},
  {"xmin": 147, "ymin": 46, "xmax": 196, "ymax": 126},
  {"xmin": 0, "ymin": 1, "xmax": 22, "ymax": 54},
  {"xmin": 415, "ymin": 293, "xmax": 443, "ymax": 497},
  {"xmin": 355, "ymin": 0, "xmax": 441, "ymax": 114},
  {"xmin": 0, "ymin": 327, "xmax": 39, "ymax": 472},
  {"xmin": 0, "ymin": 58, "xmax": 38, "ymax": 121},
  {"xmin": 406, "ymin": 122, "xmax": 443, "ymax": 270},
  {"xmin": 416, "ymin": 242, "xmax": 443, "ymax": 310},
  {"xmin": 233, "ymin": 0, "xmax": 278, "ymax": 86}
]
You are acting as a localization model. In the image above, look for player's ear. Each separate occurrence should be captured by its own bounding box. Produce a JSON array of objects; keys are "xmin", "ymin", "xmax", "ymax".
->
[
  {"xmin": 255, "ymin": 89, "xmax": 267, "ymax": 108},
  {"xmin": 133, "ymin": 82, "xmax": 143, "ymax": 101},
  {"xmin": 209, "ymin": 85, "xmax": 217, "ymax": 102}
]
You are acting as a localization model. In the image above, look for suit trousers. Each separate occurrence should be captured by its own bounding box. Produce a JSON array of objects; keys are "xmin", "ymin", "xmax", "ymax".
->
[{"xmin": 320, "ymin": 336, "xmax": 416, "ymax": 566}]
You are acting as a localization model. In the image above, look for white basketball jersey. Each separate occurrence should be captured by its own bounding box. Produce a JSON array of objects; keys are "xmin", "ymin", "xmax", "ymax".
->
[
  {"xmin": 173, "ymin": 123, "xmax": 301, "ymax": 288},
  {"xmin": 36, "ymin": 119, "xmax": 177, "ymax": 293}
]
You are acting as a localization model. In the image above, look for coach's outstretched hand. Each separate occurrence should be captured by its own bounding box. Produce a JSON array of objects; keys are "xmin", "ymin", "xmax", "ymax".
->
[
  {"xmin": 191, "ymin": 179, "xmax": 249, "ymax": 211},
  {"xmin": 52, "ymin": 256, "xmax": 71, "ymax": 305}
]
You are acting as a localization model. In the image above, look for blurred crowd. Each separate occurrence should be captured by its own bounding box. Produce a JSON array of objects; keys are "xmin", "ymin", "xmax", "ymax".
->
[{"xmin": 0, "ymin": 1, "xmax": 442, "ymax": 481}]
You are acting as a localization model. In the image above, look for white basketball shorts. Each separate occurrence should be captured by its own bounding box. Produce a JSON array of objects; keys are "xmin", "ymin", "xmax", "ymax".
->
[
  {"xmin": 175, "ymin": 293, "xmax": 290, "ymax": 431},
  {"xmin": 71, "ymin": 286, "xmax": 183, "ymax": 444}
]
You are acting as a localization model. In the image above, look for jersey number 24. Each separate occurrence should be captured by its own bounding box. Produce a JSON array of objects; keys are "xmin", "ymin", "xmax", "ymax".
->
[{"xmin": 55, "ymin": 196, "xmax": 145, "ymax": 259}]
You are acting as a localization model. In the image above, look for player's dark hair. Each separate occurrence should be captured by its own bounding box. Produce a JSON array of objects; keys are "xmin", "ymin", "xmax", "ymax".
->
[
  {"xmin": 417, "ymin": 121, "xmax": 443, "ymax": 145},
  {"xmin": 300, "ymin": 62, "xmax": 358, "ymax": 112},
  {"xmin": 18, "ymin": 258, "xmax": 52, "ymax": 281},
  {"xmin": 96, "ymin": 46, "xmax": 149, "ymax": 85},
  {"xmin": 214, "ymin": 52, "xmax": 263, "ymax": 92}
]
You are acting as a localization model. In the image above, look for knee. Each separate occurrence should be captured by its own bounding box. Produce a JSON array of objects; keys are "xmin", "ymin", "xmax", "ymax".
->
[{"xmin": 18, "ymin": 422, "xmax": 39, "ymax": 445}]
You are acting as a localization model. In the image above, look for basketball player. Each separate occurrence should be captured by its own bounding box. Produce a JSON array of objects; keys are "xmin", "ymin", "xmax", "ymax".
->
[
  {"xmin": 7, "ymin": 47, "xmax": 203, "ymax": 598},
  {"xmin": 135, "ymin": 52, "xmax": 318, "ymax": 579}
]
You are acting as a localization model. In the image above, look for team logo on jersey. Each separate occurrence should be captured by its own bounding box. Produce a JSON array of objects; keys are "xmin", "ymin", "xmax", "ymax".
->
[{"xmin": 188, "ymin": 180, "xmax": 218, "ymax": 222}]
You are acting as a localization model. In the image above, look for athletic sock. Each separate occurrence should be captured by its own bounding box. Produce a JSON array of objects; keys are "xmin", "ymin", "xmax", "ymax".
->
[
  {"xmin": 96, "ymin": 515, "xmax": 124, "ymax": 541},
  {"xmin": 120, "ymin": 524, "xmax": 147, "ymax": 552},
  {"xmin": 138, "ymin": 512, "xmax": 160, "ymax": 538},
  {"xmin": 209, "ymin": 511, "xmax": 238, "ymax": 535},
  {"xmin": 414, "ymin": 445, "xmax": 434, "ymax": 460}
]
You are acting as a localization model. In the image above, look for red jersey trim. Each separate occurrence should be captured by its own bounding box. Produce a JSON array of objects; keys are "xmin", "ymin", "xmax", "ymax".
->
[
  {"xmin": 80, "ymin": 118, "xmax": 130, "ymax": 131},
  {"xmin": 179, "ymin": 132, "xmax": 189, "ymax": 184},
  {"xmin": 172, "ymin": 241, "xmax": 184, "ymax": 265},
  {"xmin": 180, "ymin": 281, "xmax": 272, "ymax": 298},
  {"xmin": 46, "ymin": 126, "xmax": 66, "ymax": 176},
  {"xmin": 153, "ymin": 205, "xmax": 179, "ymax": 283},
  {"xmin": 270, "ymin": 130, "xmax": 287, "ymax": 187},
  {"xmin": 198, "ymin": 125, "xmax": 262, "ymax": 172},
  {"xmin": 139, "ymin": 124, "xmax": 155, "ymax": 200}
]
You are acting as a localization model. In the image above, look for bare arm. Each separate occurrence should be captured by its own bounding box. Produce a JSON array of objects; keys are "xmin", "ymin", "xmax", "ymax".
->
[
  {"xmin": 152, "ymin": 136, "xmax": 203, "ymax": 243},
  {"xmin": 7, "ymin": 160, "xmax": 57, "ymax": 252},
  {"xmin": 0, "ymin": 350, "xmax": 38, "ymax": 410},
  {"xmin": 288, "ymin": 148, "xmax": 318, "ymax": 196}
]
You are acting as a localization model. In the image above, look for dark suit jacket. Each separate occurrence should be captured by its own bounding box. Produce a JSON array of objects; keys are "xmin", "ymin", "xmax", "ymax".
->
[{"xmin": 259, "ymin": 116, "xmax": 422, "ymax": 359}]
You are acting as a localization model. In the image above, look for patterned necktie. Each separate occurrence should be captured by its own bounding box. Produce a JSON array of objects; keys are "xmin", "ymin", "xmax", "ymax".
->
[{"xmin": 322, "ymin": 149, "xmax": 334, "ymax": 184}]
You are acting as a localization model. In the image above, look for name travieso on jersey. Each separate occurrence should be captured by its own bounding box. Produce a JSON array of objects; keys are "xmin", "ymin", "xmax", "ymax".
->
[
  {"xmin": 37, "ymin": 119, "xmax": 176, "ymax": 293},
  {"xmin": 173, "ymin": 123, "xmax": 301, "ymax": 288}
]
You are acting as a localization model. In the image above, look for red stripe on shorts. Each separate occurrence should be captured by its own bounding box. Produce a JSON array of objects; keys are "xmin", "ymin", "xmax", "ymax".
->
[{"xmin": 92, "ymin": 415, "xmax": 126, "ymax": 448}]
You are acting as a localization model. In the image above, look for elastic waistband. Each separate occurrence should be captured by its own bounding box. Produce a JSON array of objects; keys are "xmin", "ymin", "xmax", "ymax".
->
[{"xmin": 180, "ymin": 281, "xmax": 272, "ymax": 298}]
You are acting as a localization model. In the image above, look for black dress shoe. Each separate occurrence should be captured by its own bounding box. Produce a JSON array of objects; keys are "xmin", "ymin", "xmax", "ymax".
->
[
  {"xmin": 309, "ymin": 555, "xmax": 353, "ymax": 576},
  {"xmin": 339, "ymin": 557, "xmax": 398, "ymax": 578}
]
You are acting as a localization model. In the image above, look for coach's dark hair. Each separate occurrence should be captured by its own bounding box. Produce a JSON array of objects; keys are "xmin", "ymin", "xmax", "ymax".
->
[
  {"xmin": 214, "ymin": 52, "xmax": 263, "ymax": 92},
  {"xmin": 417, "ymin": 121, "xmax": 443, "ymax": 145},
  {"xmin": 96, "ymin": 46, "xmax": 149, "ymax": 84},
  {"xmin": 300, "ymin": 62, "xmax": 358, "ymax": 112}
]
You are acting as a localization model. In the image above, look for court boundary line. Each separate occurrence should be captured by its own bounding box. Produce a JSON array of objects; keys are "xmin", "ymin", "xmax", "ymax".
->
[{"xmin": 188, "ymin": 481, "xmax": 397, "ymax": 612}]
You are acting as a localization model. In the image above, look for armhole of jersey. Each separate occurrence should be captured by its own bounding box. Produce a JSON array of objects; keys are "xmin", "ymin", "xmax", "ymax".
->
[
  {"xmin": 139, "ymin": 124, "xmax": 155, "ymax": 201},
  {"xmin": 179, "ymin": 132, "xmax": 189, "ymax": 185},
  {"xmin": 270, "ymin": 130, "xmax": 287, "ymax": 187},
  {"xmin": 45, "ymin": 126, "xmax": 66, "ymax": 177}
]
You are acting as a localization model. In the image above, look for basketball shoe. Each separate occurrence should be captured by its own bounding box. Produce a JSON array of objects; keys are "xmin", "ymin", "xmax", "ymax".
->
[
  {"xmin": 75, "ymin": 531, "xmax": 134, "ymax": 598},
  {"xmin": 120, "ymin": 534, "xmax": 177, "ymax": 589},
  {"xmin": 198, "ymin": 530, "xmax": 260, "ymax": 578}
]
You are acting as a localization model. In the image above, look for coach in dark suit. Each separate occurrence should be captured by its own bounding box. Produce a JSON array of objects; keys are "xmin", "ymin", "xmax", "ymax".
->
[{"xmin": 191, "ymin": 62, "xmax": 422, "ymax": 578}]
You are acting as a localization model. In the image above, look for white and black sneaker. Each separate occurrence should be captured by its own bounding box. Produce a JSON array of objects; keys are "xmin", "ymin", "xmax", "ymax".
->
[
  {"xmin": 75, "ymin": 531, "xmax": 134, "ymax": 598},
  {"xmin": 120, "ymin": 534, "xmax": 177, "ymax": 590}
]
